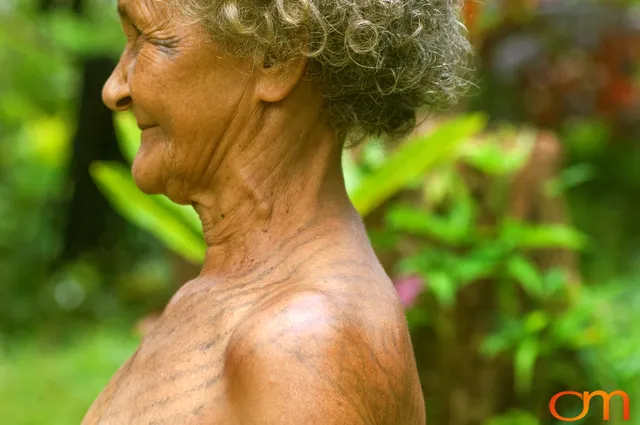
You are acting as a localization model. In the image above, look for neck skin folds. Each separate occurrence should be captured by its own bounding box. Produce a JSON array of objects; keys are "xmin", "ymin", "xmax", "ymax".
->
[{"xmin": 190, "ymin": 79, "xmax": 360, "ymax": 280}]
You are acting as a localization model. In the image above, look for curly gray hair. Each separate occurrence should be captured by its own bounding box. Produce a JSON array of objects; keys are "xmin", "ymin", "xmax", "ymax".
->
[{"xmin": 170, "ymin": 0, "xmax": 472, "ymax": 145}]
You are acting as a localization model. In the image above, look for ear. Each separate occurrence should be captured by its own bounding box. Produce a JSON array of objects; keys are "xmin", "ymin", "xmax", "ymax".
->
[{"xmin": 254, "ymin": 55, "xmax": 308, "ymax": 103}]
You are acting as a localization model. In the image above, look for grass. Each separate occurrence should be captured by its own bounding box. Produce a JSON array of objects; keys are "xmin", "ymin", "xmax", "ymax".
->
[{"xmin": 0, "ymin": 327, "xmax": 138, "ymax": 425}]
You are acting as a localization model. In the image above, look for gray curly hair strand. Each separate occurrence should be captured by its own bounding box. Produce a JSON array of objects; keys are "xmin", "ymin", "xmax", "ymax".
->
[{"xmin": 170, "ymin": 0, "xmax": 472, "ymax": 145}]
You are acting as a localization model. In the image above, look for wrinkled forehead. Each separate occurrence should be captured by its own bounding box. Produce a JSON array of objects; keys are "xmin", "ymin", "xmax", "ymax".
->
[{"xmin": 116, "ymin": 0, "xmax": 174, "ymax": 20}]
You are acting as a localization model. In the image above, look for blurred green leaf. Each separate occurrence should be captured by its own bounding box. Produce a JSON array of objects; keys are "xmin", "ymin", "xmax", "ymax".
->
[
  {"xmin": 500, "ymin": 219, "xmax": 589, "ymax": 250},
  {"xmin": 524, "ymin": 310, "xmax": 549, "ymax": 334},
  {"xmin": 480, "ymin": 333, "xmax": 511, "ymax": 358},
  {"xmin": 112, "ymin": 112, "xmax": 202, "ymax": 234},
  {"xmin": 386, "ymin": 205, "xmax": 457, "ymax": 243},
  {"xmin": 561, "ymin": 117, "xmax": 610, "ymax": 159},
  {"xmin": 506, "ymin": 255, "xmax": 545, "ymax": 299},
  {"xmin": 90, "ymin": 161, "xmax": 206, "ymax": 264},
  {"xmin": 455, "ymin": 255, "xmax": 499, "ymax": 283},
  {"xmin": 114, "ymin": 111, "xmax": 141, "ymax": 165},
  {"xmin": 350, "ymin": 113, "xmax": 487, "ymax": 216},
  {"xmin": 514, "ymin": 338, "xmax": 539, "ymax": 395},
  {"xmin": 47, "ymin": 9, "xmax": 123, "ymax": 57},
  {"xmin": 24, "ymin": 115, "xmax": 71, "ymax": 169},
  {"xmin": 448, "ymin": 195, "xmax": 476, "ymax": 241},
  {"xmin": 360, "ymin": 140, "xmax": 387, "ymax": 170},
  {"xmin": 546, "ymin": 163, "xmax": 596, "ymax": 197},
  {"xmin": 461, "ymin": 127, "xmax": 536, "ymax": 176},
  {"xmin": 343, "ymin": 150, "xmax": 363, "ymax": 197},
  {"xmin": 428, "ymin": 271, "xmax": 456, "ymax": 308}
]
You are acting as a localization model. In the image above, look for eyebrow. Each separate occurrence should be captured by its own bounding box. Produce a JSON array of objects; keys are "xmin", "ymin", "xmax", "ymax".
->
[{"xmin": 117, "ymin": 2, "xmax": 130, "ymax": 21}]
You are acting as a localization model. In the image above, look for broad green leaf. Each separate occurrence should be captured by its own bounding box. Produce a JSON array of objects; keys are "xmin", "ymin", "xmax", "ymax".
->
[
  {"xmin": 514, "ymin": 338, "xmax": 539, "ymax": 395},
  {"xmin": 90, "ymin": 161, "xmax": 206, "ymax": 264},
  {"xmin": 112, "ymin": 113, "xmax": 203, "ymax": 234},
  {"xmin": 386, "ymin": 205, "xmax": 456, "ymax": 243},
  {"xmin": 506, "ymin": 255, "xmax": 544, "ymax": 299},
  {"xmin": 151, "ymin": 194, "xmax": 203, "ymax": 235},
  {"xmin": 428, "ymin": 271, "xmax": 456, "ymax": 308},
  {"xmin": 500, "ymin": 219, "xmax": 589, "ymax": 250},
  {"xmin": 342, "ymin": 150, "xmax": 363, "ymax": 197},
  {"xmin": 113, "ymin": 111, "xmax": 141, "ymax": 165},
  {"xmin": 350, "ymin": 113, "xmax": 487, "ymax": 216},
  {"xmin": 461, "ymin": 127, "xmax": 536, "ymax": 176}
]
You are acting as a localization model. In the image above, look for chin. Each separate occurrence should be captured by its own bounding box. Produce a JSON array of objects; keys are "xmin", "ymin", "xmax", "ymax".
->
[
  {"xmin": 131, "ymin": 154, "xmax": 166, "ymax": 195},
  {"xmin": 131, "ymin": 157, "xmax": 192, "ymax": 205}
]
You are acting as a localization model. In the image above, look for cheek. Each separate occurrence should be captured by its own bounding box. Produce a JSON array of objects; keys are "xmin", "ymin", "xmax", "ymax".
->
[{"xmin": 129, "ymin": 51, "xmax": 171, "ymax": 118}]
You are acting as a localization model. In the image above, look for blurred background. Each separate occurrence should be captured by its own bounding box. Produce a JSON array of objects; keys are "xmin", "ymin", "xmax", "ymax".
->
[{"xmin": 1, "ymin": 0, "xmax": 640, "ymax": 423}]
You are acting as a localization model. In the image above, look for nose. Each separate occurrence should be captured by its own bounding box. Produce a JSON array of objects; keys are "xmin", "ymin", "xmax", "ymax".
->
[{"xmin": 102, "ymin": 59, "xmax": 132, "ymax": 112}]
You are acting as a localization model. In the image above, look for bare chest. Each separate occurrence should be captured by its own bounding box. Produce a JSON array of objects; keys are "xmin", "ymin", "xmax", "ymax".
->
[{"xmin": 82, "ymin": 297, "xmax": 248, "ymax": 425}]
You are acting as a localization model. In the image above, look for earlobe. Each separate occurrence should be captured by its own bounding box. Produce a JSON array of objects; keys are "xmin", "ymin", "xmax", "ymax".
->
[{"xmin": 255, "ymin": 55, "xmax": 307, "ymax": 103}]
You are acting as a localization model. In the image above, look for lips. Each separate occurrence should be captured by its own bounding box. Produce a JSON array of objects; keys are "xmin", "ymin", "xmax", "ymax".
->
[{"xmin": 138, "ymin": 123, "xmax": 158, "ymax": 131}]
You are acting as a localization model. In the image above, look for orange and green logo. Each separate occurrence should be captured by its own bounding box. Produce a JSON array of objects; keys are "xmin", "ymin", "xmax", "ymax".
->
[{"xmin": 549, "ymin": 390, "xmax": 630, "ymax": 422}]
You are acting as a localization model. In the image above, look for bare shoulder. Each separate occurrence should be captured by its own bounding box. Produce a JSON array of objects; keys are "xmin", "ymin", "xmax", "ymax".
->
[{"xmin": 224, "ymin": 286, "xmax": 425, "ymax": 425}]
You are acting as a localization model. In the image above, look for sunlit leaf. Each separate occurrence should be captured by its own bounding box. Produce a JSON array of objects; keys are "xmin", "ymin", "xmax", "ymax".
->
[
  {"xmin": 113, "ymin": 111, "xmax": 140, "ymax": 165},
  {"xmin": 90, "ymin": 161, "xmax": 206, "ymax": 264},
  {"xmin": 111, "ymin": 113, "xmax": 202, "ymax": 233},
  {"xmin": 342, "ymin": 150, "xmax": 363, "ymax": 197},
  {"xmin": 350, "ymin": 113, "xmax": 487, "ymax": 216}
]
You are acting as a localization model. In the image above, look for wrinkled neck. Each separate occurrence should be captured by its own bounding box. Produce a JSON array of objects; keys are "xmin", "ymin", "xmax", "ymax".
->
[{"xmin": 191, "ymin": 86, "xmax": 357, "ymax": 279}]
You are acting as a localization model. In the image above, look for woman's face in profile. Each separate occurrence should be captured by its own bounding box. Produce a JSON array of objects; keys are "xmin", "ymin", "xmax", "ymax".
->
[{"xmin": 103, "ymin": 0, "xmax": 256, "ymax": 203}]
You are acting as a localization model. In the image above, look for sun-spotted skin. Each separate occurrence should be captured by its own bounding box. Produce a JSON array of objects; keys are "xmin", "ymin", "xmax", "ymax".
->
[
  {"xmin": 81, "ymin": 221, "xmax": 426, "ymax": 425},
  {"xmin": 92, "ymin": 0, "xmax": 433, "ymax": 420}
]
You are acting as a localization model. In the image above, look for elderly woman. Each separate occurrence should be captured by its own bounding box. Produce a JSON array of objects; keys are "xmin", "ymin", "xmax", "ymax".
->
[{"xmin": 83, "ymin": 0, "xmax": 469, "ymax": 423}]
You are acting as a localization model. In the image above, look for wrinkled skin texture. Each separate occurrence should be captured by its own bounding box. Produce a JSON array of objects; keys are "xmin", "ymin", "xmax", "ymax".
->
[{"xmin": 82, "ymin": 0, "xmax": 426, "ymax": 423}]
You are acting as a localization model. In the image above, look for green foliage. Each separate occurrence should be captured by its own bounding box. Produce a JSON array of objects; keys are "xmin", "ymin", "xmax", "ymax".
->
[
  {"xmin": 0, "ymin": 328, "xmax": 137, "ymax": 425},
  {"xmin": 349, "ymin": 113, "xmax": 488, "ymax": 216},
  {"xmin": 93, "ymin": 112, "xmax": 488, "ymax": 262},
  {"xmin": 484, "ymin": 410, "xmax": 540, "ymax": 425},
  {"xmin": 91, "ymin": 161, "xmax": 206, "ymax": 264},
  {"xmin": 91, "ymin": 112, "xmax": 206, "ymax": 264}
]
